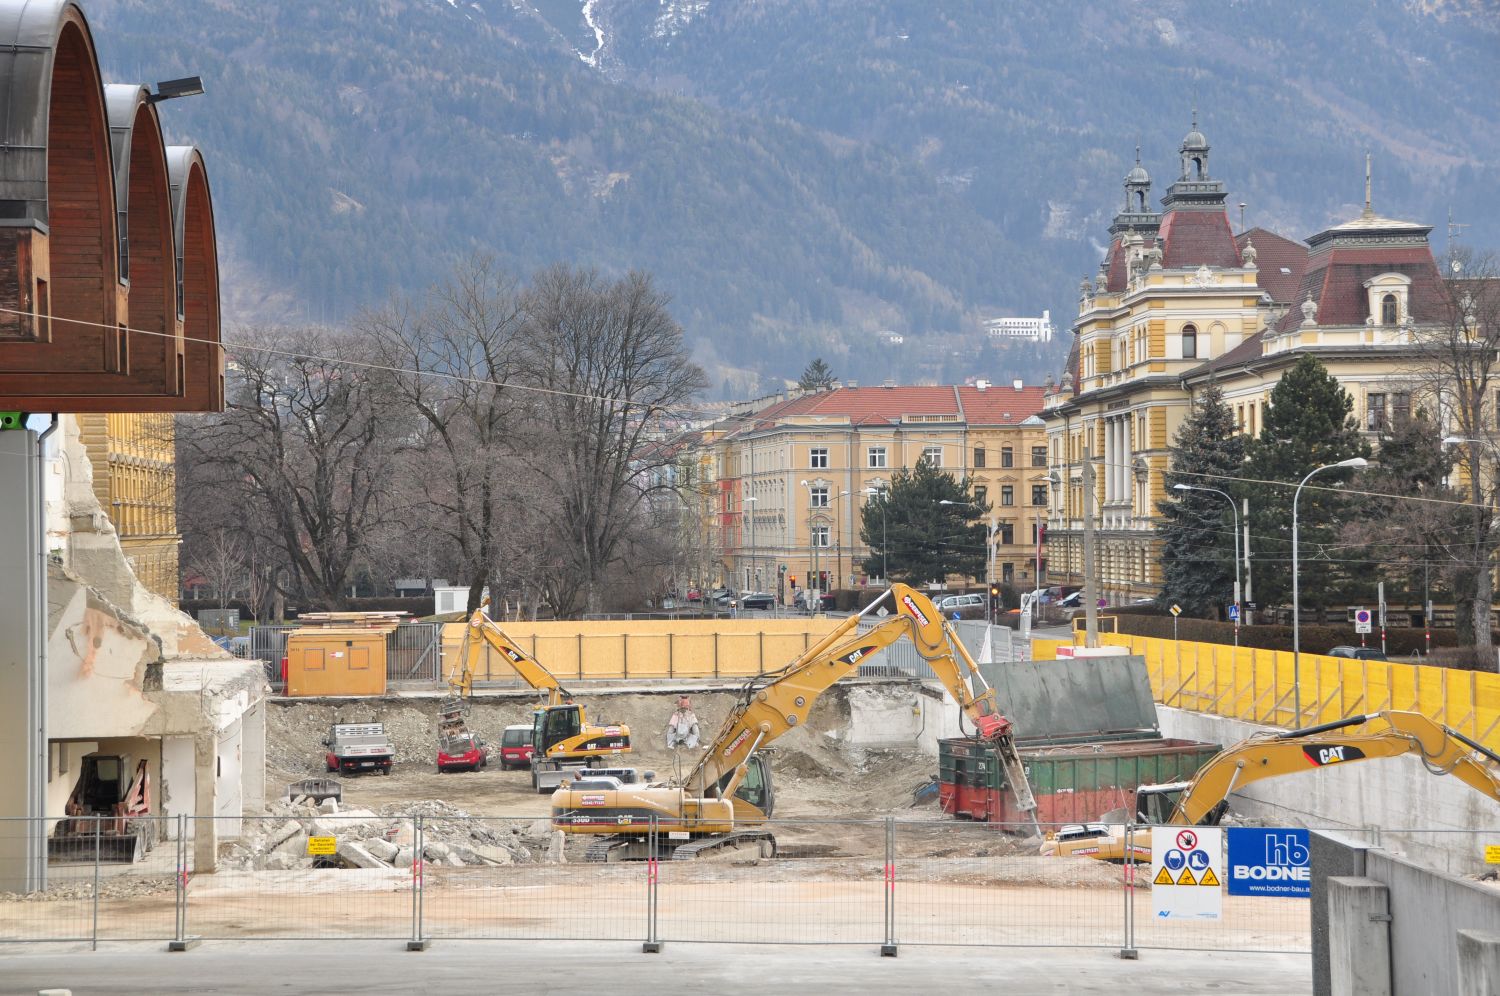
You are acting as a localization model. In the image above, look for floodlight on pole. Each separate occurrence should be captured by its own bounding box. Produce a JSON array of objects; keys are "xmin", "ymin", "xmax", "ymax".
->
[
  {"xmin": 1173, "ymin": 482, "xmax": 1243, "ymax": 646},
  {"xmin": 146, "ymin": 76, "xmax": 205, "ymax": 104},
  {"xmin": 1292, "ymin": 457, "xmax": 1368, "ymax": 721}
]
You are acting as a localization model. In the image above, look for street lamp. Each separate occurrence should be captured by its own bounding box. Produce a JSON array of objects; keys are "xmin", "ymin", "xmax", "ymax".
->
[
  {"xmin": 742, "ymin": 496, "xmax": 758, "ymax": 591},
  {"xmin": 800, "ymin": 480, "xmax": 819, "ymax": 606},
  {"xmin": 863, "ymin": 487, "xmax": 887, "ymax": 583},
  {"xmin": 1293, "ymin": 457, "xmax": 1368, "ymax": 722},
  {"xmin": 940, "ymin": 499, "xmax": 997, "ymax": 622},
  {"xmin": 1172, "ymin": 483, "xmax": 1243, "ymax": 646}
]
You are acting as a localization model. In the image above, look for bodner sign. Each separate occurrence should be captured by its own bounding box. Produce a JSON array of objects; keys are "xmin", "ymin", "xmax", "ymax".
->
[{"xmin": 1227, "ymin": 828, "xmax": 1311, "ymax": 898}]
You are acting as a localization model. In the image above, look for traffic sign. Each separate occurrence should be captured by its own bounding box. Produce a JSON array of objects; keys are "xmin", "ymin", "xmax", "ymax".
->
[
  {"xmin": 1152, "ymin": 826, "xmax": 1223, "ymax": 920},
  {"xmin": 1227, "ymin": 605, "xmax": 1239, "ymax": 621},
  {"xmin": 1170, "ymin": 604, "xmax": 1182, "ymax": 617},
  {"xmin": 1354, "ymin": 608, "xmax": 1372, "ymax": 635}
]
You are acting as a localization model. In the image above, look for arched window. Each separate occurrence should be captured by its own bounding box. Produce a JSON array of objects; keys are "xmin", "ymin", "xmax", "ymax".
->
[
  {"xmin": 1381, "ymin": 294, "xmax": 1398, "ymax": 325},
  {"xmin": 1181, "ymin": 324, "xmax": 1198, "ymax": 359}
]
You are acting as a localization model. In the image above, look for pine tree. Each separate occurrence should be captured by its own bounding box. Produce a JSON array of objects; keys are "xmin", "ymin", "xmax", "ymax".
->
[
  {"xmin": 1156, "ymin": 381, "xmax": 1246, "ymax": 616},
  {"xmin": 797, "ymin": 357, "xmax": 836, "ymax": 392},
  {"xmin": 860, "ymin": 458, "xmax": 987, "ymax": 586},
  {"xmin": 1243, "ymin": 354, "xmax": 1370, "ymax": 619}
]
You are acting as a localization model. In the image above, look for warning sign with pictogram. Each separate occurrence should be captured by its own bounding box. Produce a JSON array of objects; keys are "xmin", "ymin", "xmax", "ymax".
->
[{"xmin": 1151, "ymin": 826, "xmax": 1223, "ymax": 921}]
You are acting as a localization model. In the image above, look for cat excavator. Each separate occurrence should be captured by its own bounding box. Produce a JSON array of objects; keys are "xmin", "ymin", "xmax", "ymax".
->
[
  {"xmin": 1043, "ymin": 710, "xmax": 1500, "ymax": 861},
  {"xmin": 551, "ymin": 583, "xmax": 1038, "ymax": 861},
  {"xmin": 451, "ymin": 604, "xmax": 633, "ymax": 791}
]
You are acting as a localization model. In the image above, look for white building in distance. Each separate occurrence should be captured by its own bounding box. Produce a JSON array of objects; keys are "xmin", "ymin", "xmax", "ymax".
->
[{"xmin": 985, "ymin": 310, "xmax": 1054, "ymax": 342}]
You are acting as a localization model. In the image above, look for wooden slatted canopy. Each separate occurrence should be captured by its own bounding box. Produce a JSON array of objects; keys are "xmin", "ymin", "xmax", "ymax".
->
[{"xmin": 0, "ymin": 0, "xmax": 222, "ymax": 413}]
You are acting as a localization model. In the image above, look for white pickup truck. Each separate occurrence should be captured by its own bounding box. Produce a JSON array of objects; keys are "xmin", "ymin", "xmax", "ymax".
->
[{"xmin": 323, "ymin": 722, "xmax": 394, "ymax": 775}]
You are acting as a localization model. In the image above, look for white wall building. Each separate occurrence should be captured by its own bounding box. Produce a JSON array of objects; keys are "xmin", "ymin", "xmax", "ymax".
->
[{"xmin": 985, "ymin": 310, "xmax": 1054, "ymax": 342}]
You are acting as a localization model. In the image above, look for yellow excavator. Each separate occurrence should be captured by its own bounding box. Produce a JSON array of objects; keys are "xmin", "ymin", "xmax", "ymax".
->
[
  {"xmin": 551, "ymin": 583, "xmax": 1038, "ymax": 861},
  {"xmin": 451, "ymin": 604, "xmax": 633, "ymax": 791},
  {"xmin": 1043, "ymin": 710, "xmax": 1500, "ymax": 861}
]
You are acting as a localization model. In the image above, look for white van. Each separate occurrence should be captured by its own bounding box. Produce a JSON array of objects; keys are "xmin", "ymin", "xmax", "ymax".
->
[{"xmin": 938, "ymin": 593, "xmax": 986, "ymax": 612}]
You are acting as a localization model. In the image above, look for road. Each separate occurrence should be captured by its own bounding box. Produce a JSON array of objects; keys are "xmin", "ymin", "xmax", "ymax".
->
[{"xmin": 1, "ymin": 939, "xmax": 1310, "ymax": 995}]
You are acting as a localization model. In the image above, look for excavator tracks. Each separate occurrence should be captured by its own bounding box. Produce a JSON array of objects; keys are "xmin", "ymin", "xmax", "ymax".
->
[{"xmin": 582, "ymin": 830, "xmax": 777, "ymax": 862}]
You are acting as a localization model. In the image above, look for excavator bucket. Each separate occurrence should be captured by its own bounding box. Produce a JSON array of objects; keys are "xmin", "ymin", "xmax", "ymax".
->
[{"xmin": 46, "ymin": 825, "xmax": 145, "ymax": 864}]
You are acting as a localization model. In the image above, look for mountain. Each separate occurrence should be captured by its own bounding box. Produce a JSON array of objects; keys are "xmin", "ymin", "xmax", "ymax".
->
[{"xmin": 88, "ymin": 0, "xmax": 1500, "ymax": 395}]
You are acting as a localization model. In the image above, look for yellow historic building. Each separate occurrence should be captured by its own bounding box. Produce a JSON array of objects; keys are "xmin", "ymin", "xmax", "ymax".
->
[
  {"xmin": 76, "ymin": 413, "xmax": 180, "ymax": 602},
  {"xmin": 708, "ymin": 382, "xmax": 1050, "ymax": 600},
  {"xmin": 1043, "ymin": 120, "xmax": 1457, "ymax": 604}
]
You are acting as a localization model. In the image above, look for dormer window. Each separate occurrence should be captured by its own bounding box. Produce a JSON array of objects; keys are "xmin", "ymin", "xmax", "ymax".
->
[
  {"xmin": 1181, "ymin": 324, "xmax": 1198, "ymax": 359},
  {"xmin": 1364, "ymin": 273, "xmax": 1412, "ymax": 328},
  {"xmin": 1381, "ymin": 294, "xmax": 1398, "ymax": 326}
]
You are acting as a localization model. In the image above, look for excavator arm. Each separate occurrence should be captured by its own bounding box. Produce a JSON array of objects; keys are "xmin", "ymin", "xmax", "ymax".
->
[
  {"xmin": 451, "ymin": 605, "xmax": 567, "ymax": 707},
  {"xmin": 685, "ymin": 584, "xmax": 1037, "ymax": 825},
  {"xmin": 1168, "ymin": 710, "xmax": 1500, "ymax": 826}
]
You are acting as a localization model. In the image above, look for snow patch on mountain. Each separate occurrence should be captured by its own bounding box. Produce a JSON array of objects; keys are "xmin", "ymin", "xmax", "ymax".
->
[{"xmin": 653, "ymin": 0, "xmax": 709, "ymax": 40}]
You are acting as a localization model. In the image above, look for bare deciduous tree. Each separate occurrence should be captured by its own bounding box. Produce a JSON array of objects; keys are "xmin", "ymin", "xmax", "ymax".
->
[
  {"xmin": 178, "ymin": 327, "xmax": 397, "ymax": 609},
  {"xmin": 1409, "ymin": 249, "xmax": 1500, "ymax": 649},
  {"xmin": 517, "ymin": 267, "xmax": 707, "ymax": 615}
]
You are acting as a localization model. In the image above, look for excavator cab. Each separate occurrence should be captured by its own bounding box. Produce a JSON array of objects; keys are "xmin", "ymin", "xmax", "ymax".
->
[
  {"xmin": 534, "ymin": 704, "xmax": 583, "ymax": 755},
  {"xmin": 734, "ymin": 753, "xmax": 775, "ymax": 817}
]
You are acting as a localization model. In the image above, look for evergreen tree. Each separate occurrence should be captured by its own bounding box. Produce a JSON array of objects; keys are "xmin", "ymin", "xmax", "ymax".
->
[
  {"xmin": 1156, "ymin": 382, "xmax": 1246, "ymax": 616},
  {"xmin": 1243, "ymin": 355, "xmax": 1371, "ymax": 619},
  {"xmin": 797, "ymin": 357, "xmax": 836, "ymax": 392},
  {"xmin": 860, "ymin": 458, "xmax": 987, "ymax": 586}
]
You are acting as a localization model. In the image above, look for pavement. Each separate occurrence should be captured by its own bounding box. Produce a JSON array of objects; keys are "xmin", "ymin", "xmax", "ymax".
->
[{"xmin": 1, "ymin": 939, "xmax": 1311, "ymax": 995}]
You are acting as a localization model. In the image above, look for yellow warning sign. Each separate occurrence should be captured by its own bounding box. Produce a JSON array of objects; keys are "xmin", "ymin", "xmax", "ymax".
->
[
  {"xmin": 1199, "ymin": 867, "xmax": 1221, "ymax": 887},
  {"xmin": 1153, "ymin": 866, "xmax": 1174, "ymax": 886},
  {"xmin": 1486, "ymin": 845, "xmax": 1500, "ymax": 865},
  {"xmin": 1176, "ymin": 867, "xmax": 1198, "ymax": 886},
  {"xmin": 307, "ymin": 836, "xmax": 336, "ymax": 856}
]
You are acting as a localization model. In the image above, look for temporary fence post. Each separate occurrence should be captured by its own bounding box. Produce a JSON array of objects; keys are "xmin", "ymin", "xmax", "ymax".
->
[
  {"xmin": 169, "ymin": 814, "xmax": 197, "ymax": 950},
  {"xmin": 1119, "ymin": 823, "xmax": 1138, "ymax": 959},
  {"xmin": 881, "ymin": 817, "xmax": 897, "ymax": 957},
  {"xmin": 408, "ymin": 816, "xmax": 428, "ymax": 950},
  {"xmin": 643, "ymin": 816, "xmax": 662, "ymax": 953},
  {"xmin": 91, "ymin": 816, "xmax": 101, "ymax": 951}
]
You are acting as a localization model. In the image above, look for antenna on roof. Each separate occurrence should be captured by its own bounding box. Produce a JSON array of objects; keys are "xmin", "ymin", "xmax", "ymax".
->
[
  {"xmin": 1238, "ymin": 202, "xmax": 1246, "ymax": 233},
  {"xmin": 1363, "ymin": 152, "xmax": 1373, "ymax": 219}
]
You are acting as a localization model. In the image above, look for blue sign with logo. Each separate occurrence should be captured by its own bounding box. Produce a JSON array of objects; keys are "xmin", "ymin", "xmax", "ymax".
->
[{"xmin": 1228, "ymin": 827, "xmax": 1310, "ymax": 898}]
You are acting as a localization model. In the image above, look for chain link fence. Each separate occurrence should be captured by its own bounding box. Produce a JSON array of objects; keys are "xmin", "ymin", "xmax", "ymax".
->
[{"xmin": 0, "ymin": 813, "xmax": 1336, "ymax": 955}]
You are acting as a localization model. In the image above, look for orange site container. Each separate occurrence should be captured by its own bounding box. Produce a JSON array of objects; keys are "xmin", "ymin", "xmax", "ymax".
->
[{"xmin": 284, "ymin": 628, "xmax": 387, "ymax": 697}]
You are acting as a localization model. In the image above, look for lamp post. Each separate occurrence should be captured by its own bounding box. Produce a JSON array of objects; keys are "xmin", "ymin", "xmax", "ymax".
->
[
  {"xmin": 1293, "ymin": 457, "xmax": 1368, "ymax": 722},
  {"xmin": 743, "ymin": 496, "xmax": 758, "ymax": 592},
  {"xmin": 1173, "ymin": 483, "xmax": 1243, "ymax": 647},
  {"xmin": 863, "ymin": 487, "xmax": 886, "ymax": 583},
  {"xmin": 939, "ymin": 498, "xmax": 996, "ymax": 622},
  {"xmin": 832, "ymin": 490, "xmax": 853, "ymax": 590},
  {"xmin": 799, "ymin": 480, "xmax": 817, "ymax": 607}
]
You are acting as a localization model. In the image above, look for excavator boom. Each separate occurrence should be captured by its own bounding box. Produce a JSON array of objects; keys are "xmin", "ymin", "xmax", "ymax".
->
[
  {"xmin": 452, "ymin": 605, "xmax": 567, "ymax": 706},
  {"xmin": 1168, "ymin": 710, "xmax": 1500, "ymax": 826}
]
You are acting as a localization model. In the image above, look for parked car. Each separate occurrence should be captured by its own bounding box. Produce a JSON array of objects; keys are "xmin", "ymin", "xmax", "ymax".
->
[
  {"xmin": 738, "ymin": 592, "xmax": 776, "ymax": 610},
  {"xmin": 498, "ymin": 724, "xmax": 535, "ymax": 770},
  {"xmin": 685, "ymin": 588, "xmax": 702, "ymax": 602},
  {"xmin": 708, "ymin": 587, "xmax": 733, "ymax": 606},
  {"xmin": 1058, "ymin": 590, "xmax": 1085, "ymax": 608},
  {"xmin": 436, "ymin": 731, "xmax": 487, "ymax": 773},
  {"xmin": 1327, "ymin": 645, "xmax": 1387, "ymax": 661}
]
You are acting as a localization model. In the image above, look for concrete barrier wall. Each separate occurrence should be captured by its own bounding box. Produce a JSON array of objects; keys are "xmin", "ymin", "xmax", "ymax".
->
[
  {"xmin": 1032, "ymin": 633, "xmax": 1500, "ymax": 753},
  {"xmin": 1315, "ymin": 832, "xmax": 1500, "ymax": 996},
  {"xmin": 441, "ymin": 619, "xmax": 840, "ymax": 683},
  {"xmin": 1159, "ymin": 706, "xmax": 1498, "ymax": 877}
]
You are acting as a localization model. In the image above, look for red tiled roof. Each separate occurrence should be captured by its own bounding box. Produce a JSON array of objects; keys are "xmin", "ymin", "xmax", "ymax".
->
[
  {"xmin": 1237, "ymin": 227, "xmax": 1308, "ymax": 305},
  {"xmin": 1275, "ymin": 245, "xmax": 1448, "ymax": 332},
  {"xmin": 956, "ymin": 384, "xmax": 1047, "ymax": 425},
  {"xmin": 1160, "ymin": 209, "xmax": 1242, "ymax": 269},
  {"xmin": 735, "ymin": 384, "xmax": 1045, "ymax": 433},
  {"xmin": 1104, "ymin": 236, "xmax": 1129, "ymax": 292}
]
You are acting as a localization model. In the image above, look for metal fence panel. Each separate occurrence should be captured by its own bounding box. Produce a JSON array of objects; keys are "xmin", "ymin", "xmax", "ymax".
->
[
  {"xmin": 653, "ymin": 817, "xmax": 886, "ymax": 946},
  {"xmin": 894, "ymin": 819, "xmax": 1125, "ymax": 949},
  {"xmin": 387, "ymin": 622, "xmax": 442, "ymax": 683}
]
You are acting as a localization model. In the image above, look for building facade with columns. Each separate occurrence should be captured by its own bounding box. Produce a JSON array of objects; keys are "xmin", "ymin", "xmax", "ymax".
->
[
  {"xmin": 707, "ymin": 383, "xmax": 1049, "ymax": 600},
  {"xmin": 1041, "ymin": 119, "xmax": 1461, "ymax": 605}
]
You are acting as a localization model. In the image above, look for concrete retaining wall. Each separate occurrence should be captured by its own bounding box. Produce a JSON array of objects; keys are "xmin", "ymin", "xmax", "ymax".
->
[{"xmin": 1158, "ymin": 706, "xmax": 1498, "ymax": 877}]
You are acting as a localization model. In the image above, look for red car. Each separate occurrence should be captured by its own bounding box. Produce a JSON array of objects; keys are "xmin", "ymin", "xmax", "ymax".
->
[
  {"xmin": 437, "ymin": 732, "xmax": 487, "ymax": 773},
  {"xmin": 498, "ymin": 725, "xmax": 535, "ymax": 770}
]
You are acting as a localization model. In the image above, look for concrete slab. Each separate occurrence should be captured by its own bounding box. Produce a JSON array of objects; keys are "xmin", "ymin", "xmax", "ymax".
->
[{"xmin": 0, "ymin": 939, "xmax": 1311, "ymax": 995}]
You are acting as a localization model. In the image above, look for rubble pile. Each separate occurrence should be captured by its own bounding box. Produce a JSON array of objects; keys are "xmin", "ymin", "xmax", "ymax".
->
[{"xmin": 219, "ymin": 794, "xmax": 555, "ymax": 872}]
